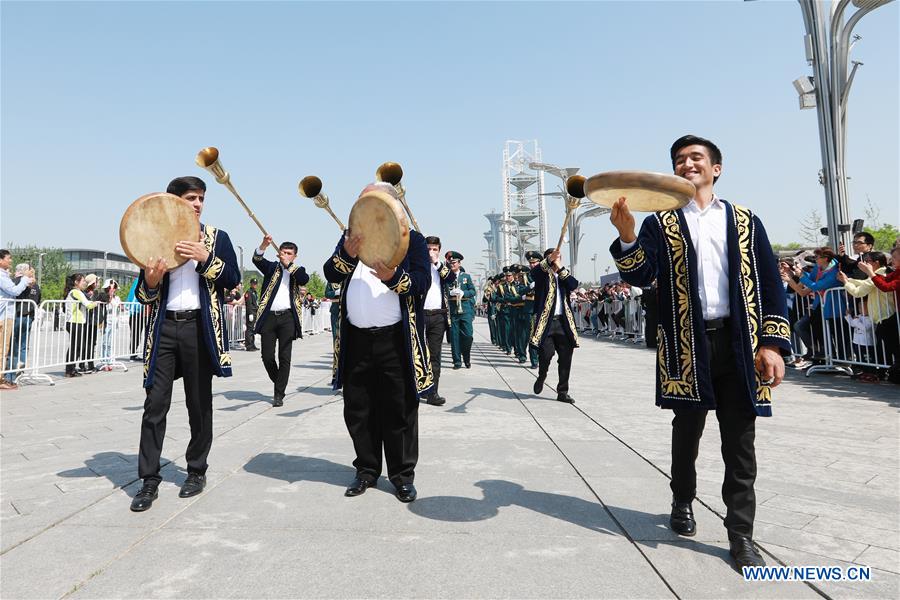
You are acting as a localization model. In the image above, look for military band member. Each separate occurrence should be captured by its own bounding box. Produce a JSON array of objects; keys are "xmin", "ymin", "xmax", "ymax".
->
[
  {"xmin": 507, "ymin": 265, "xmax": 528, "ymax": 363},
  {"xmin": 609, "ymin": 134, "xmax": 790, "ymax": 570},
  {"xmin": 446, "ymin": 251, "xmax": 476, "ymax": 369},
  {"xmin": 530, "ymin": 248, "xmax": 579, "ymax": 404},
  {"xmin": 324, "ymin": 182, "xmax": 432, "ymax": 503},
  {"xmin": 253, "ymin": 235, "xmax": 310, "ymax": 407},
  {"xmin": 324, "ymin": 281, "xmax": 342, "ymax": 387},
  {"xmin": 422, "ymin": 236, "xmax": 456, "ymax": 405},
  {"xmin": 524, "ymin": 251, "xmax": 542, "ymax": 369},
  {"xmin": 482, "ymin": 277, "xmax": 498, "ymax": 346},
  {"xmin": 496, "ymin": 267, "xmax": 515, "ymax": 355},
  {"xmin": 243, "ymin": 278, "xmax": 259, "ymax": 351},
  {"xmin": 131, "ymin": 176, "xmax": 240, "ymax": 512}
]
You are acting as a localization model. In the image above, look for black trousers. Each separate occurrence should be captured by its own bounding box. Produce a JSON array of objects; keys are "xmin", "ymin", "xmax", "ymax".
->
[
  {"xmin": 670, "ymin": 326, "xmax": 757, "ymax": 539},
  {"xmin": 260, "ymin": 311, "xmax": 295, "ymax": 398},
  {"xmin": 139, "ymin": 316, "xmax": 214, "ymax": 485},
  {"xmin": 343, "ymin": 322, "xmax": 418, "ymax": 486},
  {"xmin": 129, "ymin": 312, "xmax": 143, "ymax": 355},
  {"xmin": 538, "ymin": 316, "xmax": 574, "ymax": 394},
  {"xmin": 245, "ymin": 312, "xmax": 257, "ymax": 349},
  {"xmin": 424, "ymin": 312, "xmax": 446, "ymax": 396}
]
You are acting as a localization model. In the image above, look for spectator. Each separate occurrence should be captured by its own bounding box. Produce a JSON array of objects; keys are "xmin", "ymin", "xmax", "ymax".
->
[
  {"xmin": 82, "ymin": 274, "xmax": 100, "ymax": 373},
  {"xmin": 98, "ymin": 279, "xmax": 121, "ymax": 371},
  {"xmin": 838, "ymin": 252, "xmax": 897, "ymax": 377},
  {"xmin": 0, "ymin": 249, "xmax": 33, "ymax": 390},
  {"xmin": 64, "ymin": 273, "xmax": 96, "ymax": 378},
  {"xmin": 858, "ymin": 246, "xmax": 900, "ymax": 383},
  {"xmin": 837, "ymin": 232, "xmax": 874, "ymax": 279},
  {"xmin": 126, "ymin": 279, "xmax": 144, "ymax": 360},
  {"xmin": 793, "ymin": 248, "xmax": 848, "ymax": 367},
  {"xmin": 11, "ymin": 262, "xmax": 41, "ymax": 376},
  {"xmin": 844, "ymin": 297, "xmax": 877, "ymax": 382}
]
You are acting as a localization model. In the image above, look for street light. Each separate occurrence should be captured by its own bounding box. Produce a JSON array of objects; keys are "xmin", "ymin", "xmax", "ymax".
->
[
  {"xmin": 237, "ymin": 245, "xmax": 245, "ymax": 279},
  {"xmin": 590, "ymin": 253, "xmax": 598, "ymax": 283},
  {"xmin": 38, "ymin": 252, "xmax": 46, "ymax": 286},
  {"xmin": 500, "ymin": 219, "xmax": 526, "ymax": 263},
  {"xmin": 786, "ymin": 0, "xmax": 895, "ymax": 251},
  {"xmin": 530, "ymin": 162, "xmax": 585, "ymax": 275}
]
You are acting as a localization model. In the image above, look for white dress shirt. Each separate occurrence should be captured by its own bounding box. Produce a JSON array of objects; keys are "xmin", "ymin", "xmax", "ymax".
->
[
  {"xmin": 270, "ymin": 266, "xmax": 292, "ymax": 311},
  {"xmin": 423, "ymin": 263, "xmax": 442, "ymax": 310},
  {"xmin": 619, "ymin": 195, "xmax": 730, "ymax": 320},
  {"xmin": 553, "ymin": 273, "xmax": 563, "ymax": 316},
  {"xmin": 346, "ymin": 261, "xmax": 402, "ymax": 328},
  {"xmin": 682, "ymin": 196, "xmax": 730, "ymax": 320},
  {"xmin": 166, "ymin": 260, "xmax": 201, "ymax": 311}
]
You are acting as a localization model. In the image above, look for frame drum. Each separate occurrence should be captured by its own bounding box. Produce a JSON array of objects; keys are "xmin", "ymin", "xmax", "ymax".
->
[
  {"xmin": 119, "ymin": 192, "xmax": 200, "ymax": 270},
  {"xmin": 583, "ymin": 171, "xmax": 695, "ymax": 212},
  {"xmin": 347, "ymin": 189, "xmax": 410, "ymax": 269}
]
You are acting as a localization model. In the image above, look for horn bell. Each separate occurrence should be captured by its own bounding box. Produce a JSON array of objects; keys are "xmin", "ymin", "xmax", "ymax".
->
[
  {"xmin": 376, "ymin": 162, "xmax": 403, "ymax": 186},
  {"xmin": 566, "ymin": 175, "xmax": 587, "ymax": 199},
  {"xmin": 195, "ymin": 146, "xmax": 229, "ymax": 184},
  {"xmin": 299, "ymin": 175, "xmax": 323, "ymax": 198}
]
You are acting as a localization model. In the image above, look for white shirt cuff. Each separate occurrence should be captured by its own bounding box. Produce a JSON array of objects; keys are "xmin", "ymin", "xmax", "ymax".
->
[{"xmin": 619, "ymin": 238, "xmax": 638, "ymax": 252}]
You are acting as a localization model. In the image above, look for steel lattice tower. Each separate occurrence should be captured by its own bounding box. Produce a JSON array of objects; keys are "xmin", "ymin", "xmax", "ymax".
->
[{"xmin": 500, "ymin": 140, "xmax": 547, "ymax": 266}]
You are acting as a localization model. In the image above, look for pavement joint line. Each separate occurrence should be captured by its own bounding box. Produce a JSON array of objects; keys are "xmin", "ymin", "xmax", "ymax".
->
[
  {"xmin": 0, "ymin": 366, "xmax": 335, "ymax": 560},
  {"xmin": 477, "ymin": 324, "xmax": 837, "ymax": 598},
  {"xmin": 58, "ymin": 368, "xmax": 340, "ymax": 600},
  {"xmin": 471, "ymin": 330, "xmax": 681, "ymax": 600}
]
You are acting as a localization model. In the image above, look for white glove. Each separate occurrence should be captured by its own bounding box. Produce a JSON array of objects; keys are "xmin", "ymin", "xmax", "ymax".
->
[{"xmin": 451, "ymin": 288, "xmax": 464, "ymax": 297}]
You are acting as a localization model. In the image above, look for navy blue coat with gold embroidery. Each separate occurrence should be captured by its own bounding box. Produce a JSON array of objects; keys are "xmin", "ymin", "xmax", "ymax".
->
[
  {"xmin": 251, "ymin": 251, "xmax": 310, "ymax": 339},
  {"xmin": 529, "ymin": 259, "xmax": 580, "ymax": 348},
  {"xmin": 136, "ymin": 224, "xmax": 241, "ymax": 388},
  {"xmin": 609, "ymin": 201, "xmax": 790, "ymax": 416},
  {"xmin": 323, "ymin": 230, "xmax": 434, "ymax": 399}
]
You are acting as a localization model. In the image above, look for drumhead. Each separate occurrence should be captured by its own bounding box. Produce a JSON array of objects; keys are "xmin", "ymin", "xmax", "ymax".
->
[
  {"xmin": 584, "ymin": 171, "xmax": 695, "ymax": 212},
  {"xmin": 348, "ymin": 190, "xmax": 409, "ymax": 269},
  {"xmin": 119, "ymin": 192, "xmax": 200, "ymax": 270}
]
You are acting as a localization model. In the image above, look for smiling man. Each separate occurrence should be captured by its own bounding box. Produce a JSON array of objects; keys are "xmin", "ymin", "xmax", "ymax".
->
[{"xmin": 608, "ymin": 135, "xmax": 791, "ymax": 571}]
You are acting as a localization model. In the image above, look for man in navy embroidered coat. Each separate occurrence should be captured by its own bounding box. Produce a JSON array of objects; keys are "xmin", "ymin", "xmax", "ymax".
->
[
  {"xmin": 131, "ymin": 176, "xmax": 240, "ymax": 512},
  {"xmin": 323, "ymin": 182, "xmax": 432, "ymax": 503},
  {"xmin": 609, "ymin": 135, "xmax": 790, "ymax": 570},
  {"xmin": 252, "ymin": 234, "xmax": 310, "ymax": 407},
  {"xmin": 529, "ymin": 248, "xmax": 580, "ymax": 403}
]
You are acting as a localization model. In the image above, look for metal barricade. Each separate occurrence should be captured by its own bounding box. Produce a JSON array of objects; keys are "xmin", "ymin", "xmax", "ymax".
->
[
  {"xmin": 16, "ymin": 300, "xmax": 150, "ymax": 386},
  {"xmin": 1, "ymin": 299, "xmax": 39, "ymax": 383},
  {"xmin": 224, "ymin": 304, "xmax": 246, "ymax": 350}
]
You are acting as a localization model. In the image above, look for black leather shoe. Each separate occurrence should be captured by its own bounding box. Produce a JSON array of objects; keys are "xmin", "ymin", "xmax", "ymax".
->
[
  {"xmin": 426, "ymin": 395, "xmax": 446, "ymax": 406},
  {"xmin": 669, "ymin": 501, "xmax": 696, "ymax": 536},
  {"xmin": 395, "ymin": 483, "xmax": 417, "ymax": 503},
  {"xmin": 556, "ymin": 393, "xmax": 575, "ymax": 404},
  {"xmin": 729, "ymin": 536, "xmax": 765, "ymax": 569},
  {"xmin": 273, "ymin": 394, "xmax": 284, "ymax": 407},
  {"xmin": 452, "ymin": 364, "xmax": 462, "ymax": 370},
  {"xmin": 130, "ymin": 483, "xmax": 159, "ymax": 512},
  {"xmin": 465, "ymin": 362, "xmax": 471, "ymax": 369},
  {"xmin": 179, "ymin": 473, "xmax": 206, "ymax": 498},
  {"xmin": 345, "ymin": 476, "xmax": 373, "ymax": 497},
  {"xmin": 534, "ymin": 375, "xmax": 546, "ymax": 395}
]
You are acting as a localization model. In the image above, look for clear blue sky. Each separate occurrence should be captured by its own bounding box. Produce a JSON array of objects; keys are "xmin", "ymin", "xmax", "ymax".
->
[{"xmin": 2, "ymin": 0, "xmax": 897, "ymax": 282}]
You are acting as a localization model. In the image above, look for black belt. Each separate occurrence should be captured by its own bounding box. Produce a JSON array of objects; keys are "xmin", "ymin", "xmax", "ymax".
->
[
  {"xmin": 349, "ymin": 322, "xmax": 402, "ymax": 335},
  {"xmin": 704, "ymin": 317, "xmax": 729, "ymax": 332},
  {"xmin": 424, "ymin": 309, "xmax": 446, "ymax": 316},
  {"xmin": 271, "ymin": 309, "xmax": 292, "ymax": 316},
  {"xmin": 165, "ymin": 309, "xmax": 200, "ymax": 321}
]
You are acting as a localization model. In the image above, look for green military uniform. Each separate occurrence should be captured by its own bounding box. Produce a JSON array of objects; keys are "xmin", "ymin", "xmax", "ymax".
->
[
  {"xmin": 446, "ymin": 251, "xmax": 476, "ymax": 368},
  {"xmin": 523, "ymin": 252, "xmax": 543, "ymax": 368},
  {"xmin": 507, "ymin": 266, "xmax": 528, "ymax": 363},
  {"xmin": 483, "ymin": 279, "xmax": 498, "ymax": 345},
  {"xmin": 495, "ymin": 267, "xmax": 514, "ymax": 355}
]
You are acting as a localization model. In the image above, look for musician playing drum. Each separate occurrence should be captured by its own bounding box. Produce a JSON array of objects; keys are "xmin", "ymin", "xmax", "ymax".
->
[
  {"xmin": 608, "ymin": 135, "xmax": 790, "ymax": 570},
  {"xmin": 131, "ymin": 176, "xmax": 240, "ymax": 512},
  {"xmin": 323, "ymin": 182, "xmax": 432, "ymax": 503}
]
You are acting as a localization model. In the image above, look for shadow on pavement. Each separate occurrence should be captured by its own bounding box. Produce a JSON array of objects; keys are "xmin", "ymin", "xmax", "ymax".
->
[
  {"xmin": 242, "ymin": 453, "xmax": 356, "ymax": 488},
  {"xmin": 56, "ymin": 451, "xmax": 186, "ymax": 492}
]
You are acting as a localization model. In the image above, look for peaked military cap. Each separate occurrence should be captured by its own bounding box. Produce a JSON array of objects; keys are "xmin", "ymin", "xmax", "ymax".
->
[
  {"xmin": 445, "ymin": 251, "xmax": 464, "ymax": 261},
  {"xmin": 525, "ymin": 251, "xmax": 542, "ymax": 261}
]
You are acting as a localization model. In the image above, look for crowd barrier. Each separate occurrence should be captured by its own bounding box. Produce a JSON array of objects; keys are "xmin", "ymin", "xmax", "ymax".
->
[
  {"xmin": 569, "ymin": 285, "xmax": 899, "ymax": 379},
  {"xmin": 1, "ymin": 298, "xmax": 334, "ymax": 386}
]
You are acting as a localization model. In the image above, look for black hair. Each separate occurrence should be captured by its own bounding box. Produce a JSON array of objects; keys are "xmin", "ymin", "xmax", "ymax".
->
[
  {"xmin": 279, "ymin": 242, "xmax": 298, "ymax": 254},
  {"xmin": 425, "ymin": 236, "xmax": 442, "ymax": 247},
  {"xmin": 854, "ymin": 232, "xmax": 875, "ymax": 245},
  {"xmin": 166, "ymin": 176, "xmax": 207, "ymax": 197},
  {"xmin": 543, "ymin": 248, "xmax": 555, "ymax": 258},
  {"xmin": 670, "ymin": 135, "xmax": 723, "ymax": 183},
  {"xmin": 0, "ymin": 249, "xmax": 9, "ymax": 260},
  {"xmin": 863, "ymin": 252, "xmax": 887, "ymax": 268}
]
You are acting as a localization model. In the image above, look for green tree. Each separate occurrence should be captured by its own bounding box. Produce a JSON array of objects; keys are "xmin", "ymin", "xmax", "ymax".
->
[
  {"xmin": 865, "ymin": 223, "xmax": 900, "ymax": 253},
  {"xmin": 771, "ymin": 242, "xmax": 803, "ymax": 252},
  {"xmin": 306, "ymin": 272, "xmax": 326, "ymax": 298},
  {"xmin": 7, "ymin": 246, "xmax": 69, "ymax": 299}
]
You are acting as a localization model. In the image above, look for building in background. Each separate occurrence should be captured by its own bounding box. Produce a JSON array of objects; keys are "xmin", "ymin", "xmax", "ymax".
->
[
  {"xmin": 62, "ymin": 249, "xmax": 139, "ymax": 289},
  {"xmin": 501, "ymin": 140, "xmax": 547, "ymax": 265}
]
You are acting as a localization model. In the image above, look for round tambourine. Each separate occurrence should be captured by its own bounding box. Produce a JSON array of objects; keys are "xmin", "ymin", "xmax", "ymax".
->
[
  {"xmin": 347, "ymin": 189, "xmax": 410, "ymax": 269},
  {"xmin": 583, "ymin": 171, "xmax": 695, "ymax": 212},
  {"xmin": 119, "ymin": 192, "xmax": 200, "ymax": 270}
]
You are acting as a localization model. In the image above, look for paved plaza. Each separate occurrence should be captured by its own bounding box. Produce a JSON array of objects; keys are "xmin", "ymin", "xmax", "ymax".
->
[{"xmin": 1, "ymin": 320, "xmax": 898, "ymax": 599}]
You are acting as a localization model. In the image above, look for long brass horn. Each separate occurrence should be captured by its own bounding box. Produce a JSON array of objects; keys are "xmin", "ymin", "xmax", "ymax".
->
[
  {"xmin": 299, "ymin": 175, "xmax": 345, "ymax": 231},
  {"xmin": 376, "ymin": 161, "xmax": 420, "ymax": 231},
  {"xmin": 195, "ymin": 146, "xmax": 277, "ymax": 251},
  {"xmin": 554, "ymin": 175, "xmax": 586, "ymax": 254}
]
